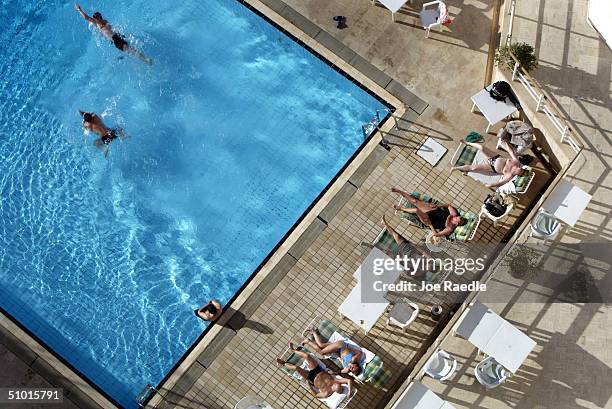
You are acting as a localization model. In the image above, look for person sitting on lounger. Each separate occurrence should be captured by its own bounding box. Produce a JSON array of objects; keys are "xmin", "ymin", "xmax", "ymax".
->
[
  {"xmin": 276, "ymin": 343, "xmax": 353, "ymax": 399},
  {"xmin": 302, "ymin": 328, "xmax": 364, "ymax": 377},
  {"xmin": 391, "ymin": 188, "xmax": 467, "ymax": 238},
  {"xmin": 452, "ymin": 140, "xmax": 525, "ymax": 189}
]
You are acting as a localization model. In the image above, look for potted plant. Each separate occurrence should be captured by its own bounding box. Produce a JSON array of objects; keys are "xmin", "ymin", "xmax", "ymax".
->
[{"xmin": 495, "ymin": 42, "xmax": 538, "ymax": 73}]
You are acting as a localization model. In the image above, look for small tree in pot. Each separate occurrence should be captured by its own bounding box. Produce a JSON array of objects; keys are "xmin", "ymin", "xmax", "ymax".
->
[{"xmin": 495, "ymin": 42, "xmax": 538, "ymax": 73}]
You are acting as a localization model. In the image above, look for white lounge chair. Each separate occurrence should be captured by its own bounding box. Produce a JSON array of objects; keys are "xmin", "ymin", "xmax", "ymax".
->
[
  {"xmin": 279, "ymin": 346, "xmax": 355, "ymax": 409},
  {"xmin": 423, "ymin": 349, "xmax": 457, "ymax": 381},
  {"xmin": 420, "ymin": 1, "xmax": 451, "ymax": 37},
  {"xmin": 387, "ymin": 299, "xmax": 420, "ymax": 330},
  {"xmin": 450, "ymin": 143, "xmax": 535, "ymax": 197},
  {"xmin": 474, "ymin": 356, "xmax": 509, "ymax": 389}
]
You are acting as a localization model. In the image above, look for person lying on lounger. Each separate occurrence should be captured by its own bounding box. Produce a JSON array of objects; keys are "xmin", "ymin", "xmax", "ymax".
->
[
  {"xmin": 276, "ymin": 343, "xmax": 353, "ymax": 399},
  {"xmin": 452, "ymin": 140, "xmax": 525, "ymax": 189},
  {"xmin": 391, "ymin": 188, "xmax": 467, "ymax": 238},
  {"xmin": 302, "ymin": 328, "xmax": 364, "ymax": 377}
]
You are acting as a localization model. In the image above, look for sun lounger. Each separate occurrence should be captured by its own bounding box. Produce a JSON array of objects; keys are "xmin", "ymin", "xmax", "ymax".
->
[
  {"xmin": 451, "ymin": 143, "xmax": 535, "ymax": 195},
  {"xmin": 304, "ymin": 318, "xmax": 392, "ymax": 389},
  {"xmin": 394, "ymin": 192, "xmax": 480, "ymax": 241},
  {"xmin": 279, "ymin": 345, "xmax": 355, "ymax": 409}
]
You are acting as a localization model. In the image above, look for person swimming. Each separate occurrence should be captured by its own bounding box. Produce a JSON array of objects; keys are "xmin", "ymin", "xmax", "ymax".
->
[
  {"xmin": 79, "ymin": 110, "xmax": 123, "ymax": 157},
  {"xmin": 75, "ymin": 4, "xmax": 151, "ymax": 65}
]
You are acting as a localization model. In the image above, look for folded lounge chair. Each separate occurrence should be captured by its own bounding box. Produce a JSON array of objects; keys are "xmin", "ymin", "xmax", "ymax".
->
[
  {"xmin": 450, "ymin": 143, "xmax": 535, "ymax": 196},
  {"xmin": 279, "ymin": 345, "xmax": 355, "ymax": 409},
  {"xmin": 395, "ymin": 192, "xmax": 480, "ymax": 241},
  {"xmin": 304, "ymin": 318, "xmax": 392, "ymax": 390}
]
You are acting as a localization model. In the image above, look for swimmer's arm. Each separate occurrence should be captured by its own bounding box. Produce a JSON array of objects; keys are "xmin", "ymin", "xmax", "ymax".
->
[{"xmin": 75, "ymin": 4, "xmax": 95, "ymax": 23}]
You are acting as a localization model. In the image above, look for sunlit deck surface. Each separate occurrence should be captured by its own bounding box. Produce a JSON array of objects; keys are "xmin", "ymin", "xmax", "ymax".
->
[{"xmin": 151, "ymin": 1, "xmax": 556, "ymax": 408}]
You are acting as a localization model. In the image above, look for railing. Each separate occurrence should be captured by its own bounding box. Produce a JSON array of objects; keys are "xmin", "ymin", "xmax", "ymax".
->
[
  {"xmin": 508, "ymin": 51, "xmax": 581, "ymax": 153},
  {"xmin": 505, "ymin": 0, "xmax": 516, "ymax": 46}
]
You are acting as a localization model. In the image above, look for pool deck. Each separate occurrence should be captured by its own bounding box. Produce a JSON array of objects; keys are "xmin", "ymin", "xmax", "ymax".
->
[{"xmin": 146, "ymin": 1, "xmax": 553, "ymax": 408}]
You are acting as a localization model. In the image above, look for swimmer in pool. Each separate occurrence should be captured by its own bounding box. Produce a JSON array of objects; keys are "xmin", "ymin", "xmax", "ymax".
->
[
  {"xmin": 79, "ymin": 110, "xmax": 123, "ymax": 157},
  {"xmin": 75, "ymin": 4, "xmax": 151, "ymax": 65}
]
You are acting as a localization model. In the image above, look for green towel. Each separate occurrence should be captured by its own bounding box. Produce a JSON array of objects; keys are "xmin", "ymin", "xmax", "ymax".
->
[{"xmin": 466, "ymin": 131, "xmax": 482, "ymax": 143}]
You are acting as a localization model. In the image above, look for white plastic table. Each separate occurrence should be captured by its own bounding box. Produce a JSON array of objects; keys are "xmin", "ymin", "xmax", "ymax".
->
[
  {"xmin": 453, "ymin": 301, "xmax": 536, "ymax": 373},
  {"xmin": 471, "ymin": 87, "xmax": 518, "ymax": 133},
  {"xmin": 393, "ymin": 381, "xmax": 456, "ymax": 409},
  {"xmin": 338, "ymin": 284, "xmax": 388, "ymax": 334},
  {"xmin": 373, "ymin": 0, "xmax": 410, "ymax": 21},
  {"xmin": 342, "ymin": 247, "xmax": 403, "ymax": 334},
  {"xmin": 542, "ymin": 179, "xmax": 592, "ymax": 227}
]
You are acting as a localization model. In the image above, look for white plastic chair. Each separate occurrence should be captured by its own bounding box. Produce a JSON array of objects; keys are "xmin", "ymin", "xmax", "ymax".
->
[
  {"xmin": 474, "ymin": 356, "xmax": 509, "ymax": 389},
  {"xmin": 480, "ymin": 202, "xmax": 514, "ymax": 226},
  {"xmin": 423, "ymin": 349, "xmax": 457, "ymax": 381},
  {"xmin": 420, "ymin": 1, "xmax": 450, "ymax": 38},
  {"xmin": 530, "ymin": 209, "xmax": 561, "ymax": 242},
  {"xmin": 387, "ymin": 299, "xmax": 419, "ymax": 330}
]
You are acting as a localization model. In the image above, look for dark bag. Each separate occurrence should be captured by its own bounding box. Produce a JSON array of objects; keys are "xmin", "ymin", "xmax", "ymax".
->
[
  {"xmin": 488, "ymin": 81, "xmax": 521, "ymax": 109},
  {"xmin": 488, "ymin": 81, "xmax": 510, "ymax": 101},
  {"xmin": 484, "ymin": 194, "xmax": 507, "ymax": 217}
]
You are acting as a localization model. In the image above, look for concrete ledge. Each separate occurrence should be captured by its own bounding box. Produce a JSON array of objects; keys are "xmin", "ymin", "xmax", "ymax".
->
[
  {"xmin": 257, "ymin": 0, "xmax": 287, "ymax": 14},
  {"xmin": 195, "ymin": 327, "xmax": 238, "ymax": 369},
  {"xmin": 319, "ymin": 182, "xmax": 358, "ymax": 224},
  {"xmin": 348, "ymin": 54, "xmax": 393, "ymax": 89},
  {"xmin": 0, "ymin": 324, "xmax": 38, "ymax": 367},
  {"xmin": 166, "ymin": 361, "xmax": 206, "ymax": 396},
  {"xmin": 30, "ymin": 357, "xmax": 105, "ymax": 409},
  {"xmin": 287, "ymin": 217, "xmax": 327, "ymax": 259},
  {"xmin": 385, "ymin": 80, "xmax": 429, "ymax": 114},
  {"xmin": 349, "ymin": 143, "xmax": 390, "ymax": 187}
]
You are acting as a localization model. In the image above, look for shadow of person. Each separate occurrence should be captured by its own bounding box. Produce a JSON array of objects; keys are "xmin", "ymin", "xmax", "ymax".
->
[{"xmin": 218, "ymin": 307, "xmax": 274, "ymax": 335}]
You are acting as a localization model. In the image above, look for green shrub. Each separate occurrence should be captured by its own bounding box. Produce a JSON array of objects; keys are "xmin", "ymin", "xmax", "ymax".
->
[{"xmin": 495, "ymin": 42, "xmax": 538, "ymax": 73}]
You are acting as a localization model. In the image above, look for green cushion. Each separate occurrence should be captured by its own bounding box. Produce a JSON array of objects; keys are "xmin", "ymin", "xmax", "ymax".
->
[
  {"xmin": 374, "ymin": 230, "xmax": 401, "ymax": 255},
  {"xmin": 454, "ymin": 144, "xmax": 478, "ymax": 167},
  {"xmin": 363, "ymin": 355, "xmax": 391, "ymax": 389},
  {"xmin": 513, "ymin": 166, "xmax": 533, "ymax": 192},
  {"xmin": 317, "ymin": 320, "xmax": 339, "ymax": 342}
]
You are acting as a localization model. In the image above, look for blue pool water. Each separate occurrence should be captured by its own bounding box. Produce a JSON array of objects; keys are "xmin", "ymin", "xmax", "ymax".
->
[{"xmin": 0, "ymin": 0, "xmax": 387, "ymax": 406}]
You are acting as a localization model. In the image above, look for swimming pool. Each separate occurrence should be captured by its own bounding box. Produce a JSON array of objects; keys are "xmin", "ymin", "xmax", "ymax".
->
[{"xmin": 0, "ymin": 0, "xmax": 388, "ymax": 406}]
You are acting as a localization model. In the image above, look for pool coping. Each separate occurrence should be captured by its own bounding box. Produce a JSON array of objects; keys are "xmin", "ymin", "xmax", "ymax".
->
[{"xmin": 0, "ymin": 1, "xmax": 428, "ymax": 408}]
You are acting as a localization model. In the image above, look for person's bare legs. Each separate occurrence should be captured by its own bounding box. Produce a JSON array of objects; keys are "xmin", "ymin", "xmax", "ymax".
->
[
  {"xmin": 391, "ymin": 188, "xmax": 437, "ymax": 213},
  {"xmin": 303, "ymin": 339, "xmax": 345, "ymax": 356},
  {"xmin": 276, "ymin": 342, "xmax": 318, "ymax": 377},
  {"xmin": 126, "ymin": 46, "xmax": 152, "ymax": 65},
  {"xmin": 381, "ymin": 215, "xmax": 406, "ymax": 246},
  {"xmin": 452, "ymin": 141, "xmax": 500, "ymax": 172}
]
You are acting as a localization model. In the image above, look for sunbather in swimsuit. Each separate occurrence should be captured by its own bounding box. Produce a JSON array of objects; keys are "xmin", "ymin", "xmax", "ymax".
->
[
  {"xmin": 276, "ymin": 344, "xmax": 352, "ymax": 399},
  {"xmin": 391, "ymin": 188, "xmax": 467, "ymax": 238},
  {"xmin": 79, "ymin": 110, "xmax": 123, "ymax": 157},
  {"xmin": 302, "ymin": 332, "xmax": 365, "ymax": 377},
  {"xmin": 452, "ymin": 140, "xmax": 526, "ymax": 189}
]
